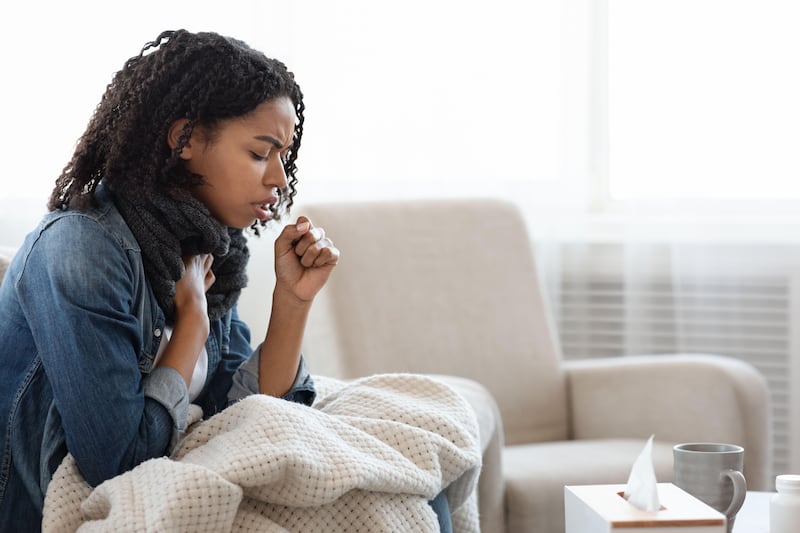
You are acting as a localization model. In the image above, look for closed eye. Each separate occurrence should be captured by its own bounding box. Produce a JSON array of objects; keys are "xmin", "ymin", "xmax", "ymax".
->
[{"xmin": 250, "ymin": 151, "xmax": 269, "ymax": 162}]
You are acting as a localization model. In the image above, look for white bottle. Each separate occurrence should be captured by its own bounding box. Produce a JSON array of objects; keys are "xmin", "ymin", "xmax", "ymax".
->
[{"xmin": 771, "ymin": 474, "xmax": 800, "ymax": 533}]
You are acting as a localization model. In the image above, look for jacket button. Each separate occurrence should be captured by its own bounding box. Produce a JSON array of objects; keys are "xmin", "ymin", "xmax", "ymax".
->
[{"xmin": 154, "ymin": 328, "xmax": 162, "ymax": 337}]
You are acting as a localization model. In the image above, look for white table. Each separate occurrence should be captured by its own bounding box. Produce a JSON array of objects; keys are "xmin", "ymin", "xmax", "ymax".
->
[{"xmin": 733, "ymin": 491, "xmax": 771, "ymax": 533}]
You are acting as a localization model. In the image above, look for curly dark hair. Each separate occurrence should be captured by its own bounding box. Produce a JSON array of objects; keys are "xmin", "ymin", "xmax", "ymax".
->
[{"xmin": 48, "ymin": 29, "xmax": 305, "ymax": 230}]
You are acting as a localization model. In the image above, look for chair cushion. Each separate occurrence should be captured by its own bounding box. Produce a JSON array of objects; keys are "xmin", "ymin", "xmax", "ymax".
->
[{"xmin": 502, "ymin": 439, "xmax": 675, "ymax": 533}]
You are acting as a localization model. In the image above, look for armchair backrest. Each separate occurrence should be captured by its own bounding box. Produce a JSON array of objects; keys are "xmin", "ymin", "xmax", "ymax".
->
[{"xmin": 301, "ymin": 198, "xmax": 569, "ymax": 444}]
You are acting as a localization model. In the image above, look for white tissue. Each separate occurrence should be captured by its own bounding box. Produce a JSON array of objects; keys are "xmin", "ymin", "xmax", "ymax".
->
[{"xmin": 623, "ymin": 434, "xmax": 661, "ymax": 512}]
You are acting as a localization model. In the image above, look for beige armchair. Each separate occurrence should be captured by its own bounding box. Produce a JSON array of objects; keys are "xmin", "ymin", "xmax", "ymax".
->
[{"xmin": 297, "ymin": 198, "xmax": 772, "ymax": 533}]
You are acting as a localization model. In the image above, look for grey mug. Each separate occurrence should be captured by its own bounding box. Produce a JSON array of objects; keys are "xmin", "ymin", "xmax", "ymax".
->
[{"xmin": 673, "ymin": 442, "xmax": 747, "ymax": 533}]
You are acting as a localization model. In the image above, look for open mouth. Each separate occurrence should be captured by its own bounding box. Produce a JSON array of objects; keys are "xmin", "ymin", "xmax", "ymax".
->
[
  {"xmin": 253, "ymin": 202, "xmax": 273, "ymax": 221},
  {"xmin": 253, "ymin": 196, "xmax": 279, "ymax": 221}
]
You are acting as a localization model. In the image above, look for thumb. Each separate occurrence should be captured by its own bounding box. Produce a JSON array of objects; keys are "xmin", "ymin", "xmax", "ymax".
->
[
  {"xmin": 275, "ymin": 216, "xmax": 311, "ymax": 251},
  {"xmin": 294, "ymin": 216, "xmax": 311, "ymax": 235}
]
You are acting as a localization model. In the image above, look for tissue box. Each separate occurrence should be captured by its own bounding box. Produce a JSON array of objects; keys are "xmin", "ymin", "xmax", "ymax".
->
[{"xmin": 565, "ymin": 483, "xmax": 726, "ymax": 533}]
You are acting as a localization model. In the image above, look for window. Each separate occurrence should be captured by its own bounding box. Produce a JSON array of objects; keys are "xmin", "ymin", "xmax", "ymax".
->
[{"xmin": 604, "ymin": 0, "xmax": 800, "ymax": 204}]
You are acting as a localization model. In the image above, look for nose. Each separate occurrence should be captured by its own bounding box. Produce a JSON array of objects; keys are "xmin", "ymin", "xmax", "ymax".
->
[{"xmin": 263, "ymin": 156, "xmax": 288, "ymax": 190}]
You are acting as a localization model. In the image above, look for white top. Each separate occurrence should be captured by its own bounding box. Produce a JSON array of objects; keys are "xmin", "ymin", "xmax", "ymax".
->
[{"xmin": 153, "ymin": 326, "xmax": 208, "ymax": 401}]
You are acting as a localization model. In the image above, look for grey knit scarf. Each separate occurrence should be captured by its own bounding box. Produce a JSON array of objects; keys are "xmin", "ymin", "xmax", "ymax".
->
[{"xmin": 113, "ymin": 187, "xmax": 249, "ymax": 323}]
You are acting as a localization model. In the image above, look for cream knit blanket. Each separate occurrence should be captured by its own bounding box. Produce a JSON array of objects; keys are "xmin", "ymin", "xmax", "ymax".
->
[{"xmin": 42, "ymin": 374, "xmax": 482, "ymax": 532}]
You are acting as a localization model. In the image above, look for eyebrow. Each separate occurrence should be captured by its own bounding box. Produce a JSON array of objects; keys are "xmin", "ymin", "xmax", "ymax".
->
[{"xmin": 254, "ymin": 135, "xmax": 285, "ymax": 149}]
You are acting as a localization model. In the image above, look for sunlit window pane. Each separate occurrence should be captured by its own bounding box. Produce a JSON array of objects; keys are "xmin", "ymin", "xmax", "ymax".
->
[{"xmin": 608, "ymin": 0, "xmax": 800, "ymax": 201}]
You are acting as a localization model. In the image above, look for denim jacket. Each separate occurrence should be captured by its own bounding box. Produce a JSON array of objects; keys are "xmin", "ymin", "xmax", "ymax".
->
[{"xmin": 0, "ymin": 185, "xmax": 315, "ymax": 531}]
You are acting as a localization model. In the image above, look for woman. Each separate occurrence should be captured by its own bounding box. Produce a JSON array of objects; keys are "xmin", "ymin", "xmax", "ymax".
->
[{"xmin": 0, "ymin": 30, "xmax": 341, "ymax": 529}]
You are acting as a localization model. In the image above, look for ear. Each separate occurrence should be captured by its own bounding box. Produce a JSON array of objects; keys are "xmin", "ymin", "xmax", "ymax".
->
[{"xmin": 167, "ymin": 118, "xmax": 194, "ymax": 160}]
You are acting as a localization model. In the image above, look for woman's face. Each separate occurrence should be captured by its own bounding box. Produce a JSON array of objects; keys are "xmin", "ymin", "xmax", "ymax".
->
[{"xmin": 183, "ymin": 96, "xmax": 296, "ymax": 228}]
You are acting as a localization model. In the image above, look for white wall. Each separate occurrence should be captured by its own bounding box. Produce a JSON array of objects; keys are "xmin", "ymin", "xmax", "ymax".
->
[
  {"xmin": 0, "ymin": 0, "xmax": 572, "ymax": 250},
  {"xmin": 0, "ymin": 0, "xmax": 288, "ymax": 247},
  {"xmin": 1, "ymin": 0, "xmax": 580, "ymax": 341}
]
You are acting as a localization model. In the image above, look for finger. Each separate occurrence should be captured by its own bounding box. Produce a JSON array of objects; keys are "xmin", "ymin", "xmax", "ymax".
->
[
  {"xmin": 204, "ymin": 269, "xmax": 216, "ymax": 292},
  {"xmin": 311, "ymin": 242, "xmax": 340, "ymax": 267},
  {"xmin": 315, "ymin": 242, "xmax": 340, "ymax": 267},
  {"xmin": 298, "ymin": 239, "xmax": 340, "ymax": 268},
  {"xmin": 295, "ymin": 215, "xmax": 311, "ymax": 234},
  {"xmin": 289, "ymin": 216, "xmax": 311, "ymax": 242},
  {"xmin": 275, "ymin": 216, "xmax": 313, "ymax": 252},
  {"xmin": 203, "ymin": 253, "xmax": 214, "ymax": 272},
  {"xmin": 293, "ymin": 227, "xmax": 327, "ymax": 257}
]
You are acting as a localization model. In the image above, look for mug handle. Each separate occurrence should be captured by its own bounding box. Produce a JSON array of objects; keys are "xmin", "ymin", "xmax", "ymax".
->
[{"xmin": 720, "ymin": 469, "xmax": 747, "ymax": 519}]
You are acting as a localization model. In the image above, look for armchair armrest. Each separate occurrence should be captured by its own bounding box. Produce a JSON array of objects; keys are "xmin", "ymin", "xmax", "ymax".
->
[
  {"xmin": 563, "ymin": 353, "xmax": 772, "ymax": 490},
  {"xmin": 434, "ymin": 375, "xmax": 506, "ymax": 533}
]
